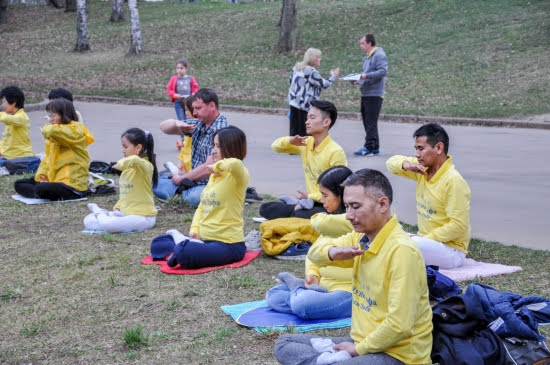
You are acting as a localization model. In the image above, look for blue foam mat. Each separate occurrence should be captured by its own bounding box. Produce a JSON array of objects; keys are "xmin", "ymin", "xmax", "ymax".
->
[{"xmin": 221, "ymin": 300, "xmax": 351, "ymax": 333}]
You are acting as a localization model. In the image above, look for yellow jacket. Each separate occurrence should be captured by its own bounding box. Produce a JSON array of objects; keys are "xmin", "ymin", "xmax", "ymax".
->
[
  {"xmin": 35, "ymin": 121, "xmax": 95, "ymax": 192},
  {"xmin": 306, "ymin": 212, "xmax": 354, "ymax": 292},
  {"xmin": 271, "ymin": 135, "xmax": 347, "ymax": 202},
  {"xmin": 386, "ymin": 155, "xmax": 471, "ymax": 253},
  {"xmin": 190, "ymin": 158, "xmax": 249, "ymax": 243},
  {"xmin": 260, "ymin": 217, "xmax": 320, "ymax": 255},
  {"xmin": 177, "ymin": 135, "xmax": 192, "ymax": 172},
  {"xmin": 113, "ymin": 155, "xmax": 157, "ymax": 216},
  {"xmin": 0, "ymin": 109, "xmax": 33, "ymax": 159},
  {"xmin": 308, "ymin": 216, "xmax": 433, "ymax": 364}
]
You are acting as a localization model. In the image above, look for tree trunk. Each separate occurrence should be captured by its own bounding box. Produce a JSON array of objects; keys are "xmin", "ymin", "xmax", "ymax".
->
[
  {"xmin": 0, "ymin": 0, "xmax": 8, "ymax": 25},
  {"xmin": 127, "ymin": 0, "xmax": 143, "ymax": 55},
  {"xmin": 47, "ymin": 0, "xmax": 63, "ymax": 8},
  {"xmin": 110, "ymin": 0, "xmax": 123, "ymax": 22},
  {"xmin": 74, "ymin": 0, "xmax": 90, "ymax": 52},
  {"xmin": 278, "ymin": 0, "xmax": 297, "ymax": 53},
  {"xmin": 65, "ymin": 0, "xmax": 76, "ymax": 12}
]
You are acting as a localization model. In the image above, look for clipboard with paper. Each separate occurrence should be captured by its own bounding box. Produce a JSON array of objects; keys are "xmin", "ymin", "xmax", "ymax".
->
[{"xmin": 340, "ymin": 73, "xmax": 361, "ymax": 81}]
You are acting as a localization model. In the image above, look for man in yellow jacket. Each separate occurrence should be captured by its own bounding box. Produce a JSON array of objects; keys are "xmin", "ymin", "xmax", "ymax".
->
[
  {"xmin": 274, "ymin": 169, "xmax": 433, "ymax": 365},
  {"xmin": 386, "ymin": 123, "xmax": 471, "ymax": 269}
]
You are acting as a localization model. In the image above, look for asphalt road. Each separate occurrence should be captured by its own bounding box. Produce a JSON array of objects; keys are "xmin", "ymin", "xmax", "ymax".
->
[{"xmin": 22, "ymin": 101, "xmax": 550, "ymax": 251}]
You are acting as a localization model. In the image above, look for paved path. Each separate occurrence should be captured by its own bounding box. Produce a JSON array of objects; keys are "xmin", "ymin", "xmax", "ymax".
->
[{"xmin": 23, "ymin": 101, "xmax": 550, "ymax": 251}]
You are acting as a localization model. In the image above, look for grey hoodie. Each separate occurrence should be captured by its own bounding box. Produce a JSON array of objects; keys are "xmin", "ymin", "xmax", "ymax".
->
[{"xmin": 359, "ymin": 47, "xmax": 388, "ymax": 97}]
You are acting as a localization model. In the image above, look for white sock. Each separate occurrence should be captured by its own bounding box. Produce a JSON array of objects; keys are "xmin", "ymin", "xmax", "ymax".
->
[
  {"xmin": 316, "ymin": 351, "xmax": 352, "ymax": 365},
  {"xmin": 299, "ymin": 198, "xmax": 314, "ymax": 210},
  {"xmin": 311, "ymin": 338, "xmax": 334, "ymax": 353},
  {"xmin": 165, "ymin": 229, "xmax": 188, "ymax": 244},
  {"xmin": 87, "ymin": 203, "xmax": 107, "ymax": 215},
  {"xmin": 279, "ymin": 195, "xmax": 299, "ymax": 205}
]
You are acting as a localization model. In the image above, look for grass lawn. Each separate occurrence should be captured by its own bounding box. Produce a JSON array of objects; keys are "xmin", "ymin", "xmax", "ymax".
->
[
  {"xmin": 0, "ymin": 0, "xmax": 549, "ymax": 118},
  {"xmin": 0, "ymin": 173, "xmax": 548, "ymax": 364}
]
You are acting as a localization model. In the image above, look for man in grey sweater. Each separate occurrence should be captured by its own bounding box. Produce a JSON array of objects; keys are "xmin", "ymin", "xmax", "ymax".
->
[{"xmin": 354, "ymin": 34, "xmax": 388, "ymax": 157}]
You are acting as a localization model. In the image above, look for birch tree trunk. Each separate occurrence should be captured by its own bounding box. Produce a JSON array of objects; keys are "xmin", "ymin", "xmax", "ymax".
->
[
  {"xmin": 65, "ymin": 0, "xmax": 76, "ymax": 12},
  {"xmin": 127, "ymin": 0, "xmax": 143, "ymax": 55},
  {"xmin": 110, "ymin": 0, "xmax": 123, "ymax": 22},
  {"xmin": 278, "ymin": 0, "xmax": 297, "ymax": 53},
  {"xmin": 0, "ymin": 0, "xmax": 8, "ymax": 25},
  {"xmin": 74, "ymin": 0, "xmax": 90, "ymax": 52}
]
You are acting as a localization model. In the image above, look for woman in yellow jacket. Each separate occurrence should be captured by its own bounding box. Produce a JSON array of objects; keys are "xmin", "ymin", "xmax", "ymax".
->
[
  {"xmin": 266, "ymin": 166, "xmax": 356, "ymax": 319},
  {"xmin": 14, "ymin": 99, "xmax": 94, "ymax": 200},
  {"xmin": 157, "ymin": 126, "xmax": 249, "ymax": 269}
]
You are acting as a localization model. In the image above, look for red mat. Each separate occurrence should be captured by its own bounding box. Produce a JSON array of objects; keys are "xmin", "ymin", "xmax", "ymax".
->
[{"xmin": 140, "ymin": 251, "xmax": 262, "ymax": 275}]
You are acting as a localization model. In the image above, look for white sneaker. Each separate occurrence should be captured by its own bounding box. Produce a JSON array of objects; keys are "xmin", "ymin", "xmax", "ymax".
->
[
  {"xmin": 244, "ymin": 229, "xmax": 262, "ymax": 251},
  {"xmin": 0, "ymin": 166, "xmax": 10, "ymax": 176}
]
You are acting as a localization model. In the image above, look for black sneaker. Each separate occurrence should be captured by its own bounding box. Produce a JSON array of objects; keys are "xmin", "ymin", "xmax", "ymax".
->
[{"xmin": 245, "ymin": 187, "xmax": 263, "ymax": 203}]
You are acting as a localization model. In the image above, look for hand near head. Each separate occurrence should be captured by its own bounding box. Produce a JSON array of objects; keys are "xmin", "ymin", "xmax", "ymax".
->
[
  {"xmin": 330, "ymin": 68, "xmax": 340, "ymax": 78},
  {"xmin": 332, "ymin": 342, "xmax": 358, "ymax": 357},
  {"xmin": 177, "ymin": 121, "xmax": 196, "ymax": 134},
  {"xmin": 304, "ymin": 274, "xmax": 319, "ymax": 288},
  {"xmin": 328, "ymin": 246, "xmax": 364, "ymax": 261},
  {"xmin": 289, "ymin": 135, "xmax": 308, "ymax": 147},
  {"xmin": 402, "ymin": 161, "xmax": 428, "ymax": 176},
  {"xmin": 295, "ymin": 190, "xmax": 308, "ymax": 199}
]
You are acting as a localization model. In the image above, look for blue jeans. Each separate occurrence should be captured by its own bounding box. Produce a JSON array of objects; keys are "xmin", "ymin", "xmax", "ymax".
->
[
  {"xmin": 174, "ymin": 100, "xmax": 187, "ymax": 121},
  {"xmin": 153, "ymin": 176, "xmax": 204, "ymax": 207},
  {"xmin": 266, "ymin": 284, "xmax": 352, "ymax": 320},
  {"xmin": 0, "ymin": 157, "xmax": 7, "ymax": 167}
]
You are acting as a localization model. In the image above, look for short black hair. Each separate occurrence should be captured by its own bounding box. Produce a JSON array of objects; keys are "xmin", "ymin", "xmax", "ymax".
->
[
  {"xmin": 177, "ymin": 58, "xmax": 189, "ymax": 68},
  {"xmin": 48, "ymin": 88, "xmax": 74, "ymax": 102},
  {"xmin": 364, "ymin": 33, "xmax": 376, "ymax": 46},
  {"xmin": 194, "ymin": 88, "xmax": 219, "ymax": 109},
  {"xmin": 310, "ymin": 99, "xmax": 338, "ymax": 129},
  {"xmin": 0, "ymin": 86, "xmax": 25, "ymax": 109},
  {"xmin": 413, "ymin": 123, "xmax": 449, "ymax": 154},
  {"xmin": 342, "ymin": 168, "xmax": 393, "ymax": 204}
]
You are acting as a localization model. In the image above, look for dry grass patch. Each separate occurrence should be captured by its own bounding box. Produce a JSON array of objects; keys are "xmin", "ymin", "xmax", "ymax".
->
[
  {"xmin": 0, "ymin": 0, "xmax": 549, "ymax": 117},
  {"xmin": 0, "ymin": 176, "xmax": 548, "ymax": 363}
]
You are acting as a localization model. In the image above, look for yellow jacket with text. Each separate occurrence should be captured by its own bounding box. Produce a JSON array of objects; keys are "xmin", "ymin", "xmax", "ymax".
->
[
  {"xmin": 386, "ymin": 155, "xmax": 471, "ymax": 253},
  {"xmin": 306, "ymin": 212, "xmax": 354, "ymax": 292},
  {"xmin": 190, "ymin": 158, "xmax": 249, "ymax": 243},
  {"xmin": 113, "ymin": 155, "xmax": 157, "ymax": 216},
  {"xmin": 308, "ymin": 216, "xmax": 433, "ymax": 364},
  {"xmin": 271, "ymin": 135, "xmax": 347, "ymax": 202},
  {"xmin": 35, "ymin": 121, "xmax": 94, "ymax": 192}
]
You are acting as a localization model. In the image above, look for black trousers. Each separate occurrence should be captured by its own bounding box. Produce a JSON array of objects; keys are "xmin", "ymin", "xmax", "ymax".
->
[
  {"xmin": 360, "ymin": 96, "xmax": 383, "ymax": 150},
  {"xmin": 289, "ymin": 106, "xmax": 308, "ymax": 137},
  {"xmin": 259, "ymin": 201, "xmax": 326, "ymax": 220},
  {"xmin": 14, "ymin": 177, "xmax": 84, "ymax": 201}
]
